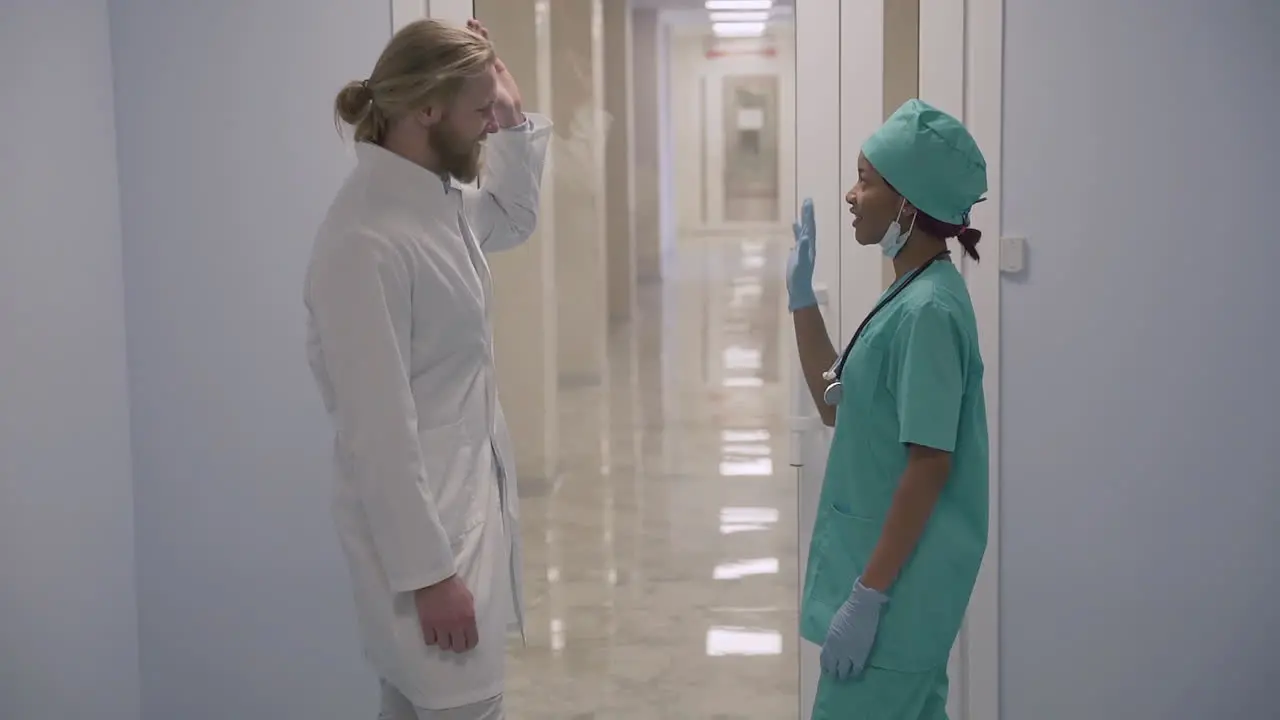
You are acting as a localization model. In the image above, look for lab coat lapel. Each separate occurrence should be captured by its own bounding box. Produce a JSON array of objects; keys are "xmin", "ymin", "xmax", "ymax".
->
[
  {"xmin": 460, "ymin": 220, "xmax": 493, "ymax": 316},
  {"xmin": 353, "ymin": 144, "xmax": 488, "ymax": 308}
]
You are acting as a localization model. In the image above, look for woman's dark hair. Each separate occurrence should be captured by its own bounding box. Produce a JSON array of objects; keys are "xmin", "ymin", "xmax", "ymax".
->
[
  {"xmin": 913, "ymin": 212, "xmax": 982, "ymax": 262},
  {"xmin": 882, "ymin": 178, "xmax": 982, "ymax": 261}
]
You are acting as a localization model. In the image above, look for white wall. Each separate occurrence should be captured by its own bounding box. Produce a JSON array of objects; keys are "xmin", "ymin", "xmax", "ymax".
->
[
  {"xmin": 667, "ymin": 23, "xmax": 796, "ymax": 234},
  {"xmin": 631, "ymin": 7, "xmax": 664, "ymax": 282},
  {"xmin": 0, "ymin": 3, "xmax": 140, "ymax": 718},
  {"xmin": 1001, "ymin": 1, "xmax": 1280, "ymax": 718},
  {"xmin": 109, "ymin": 1, "xmax": 389, "ymax": 717}
]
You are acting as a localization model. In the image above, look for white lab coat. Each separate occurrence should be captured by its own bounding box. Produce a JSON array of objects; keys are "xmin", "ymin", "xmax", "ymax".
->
[{"xmin": 304, "ymin": 114, "xmax": 552, "ymax": 710}]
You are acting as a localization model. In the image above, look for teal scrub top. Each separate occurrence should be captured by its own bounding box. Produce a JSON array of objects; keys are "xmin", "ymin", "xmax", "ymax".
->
[{"xmin": 800, "ymin": 259, "xmax": 989, "ymax": 672}]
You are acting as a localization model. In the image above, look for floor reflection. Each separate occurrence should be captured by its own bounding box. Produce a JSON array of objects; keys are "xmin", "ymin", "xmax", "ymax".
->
[
  {"xmin": 720, "ymin": 506, "xmax": 781, "ymax": 535},
  {"xmin": 712, "ymin": 557, "xmax": 780, "ymax": 580},
  {"xmin": 505, "ymin": 233, "xmax": 798, "ymax": 719},
  {"xmin": 705, "ymin": 626, "xmax": 785, "ymax": 657}
]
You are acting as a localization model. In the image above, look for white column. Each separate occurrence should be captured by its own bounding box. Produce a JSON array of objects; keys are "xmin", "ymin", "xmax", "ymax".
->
[
  {"xmin": 602, "ymin": 0, "xmax": 637, "ymax": 325},
  {"xmin": 550, "ymin": 0, "xmax": 608, "ymax": 385},
  {"xmin": 837, "ymin": 0, "xmax": 889, "ymax": 338},
  {"xmin": 629, "ymin": 7, "xmax": 662, "ymax": 284},
  {"xmin": 393, "ymin": 0, "xmax": 428, "ymax": 31},
  {"xmin": 476, "ymin": 0, "xmax": 560, "ymax": 481},
  {"xmin": 421, "ymin": 0, "xmax": 470, "ymax": 26}
]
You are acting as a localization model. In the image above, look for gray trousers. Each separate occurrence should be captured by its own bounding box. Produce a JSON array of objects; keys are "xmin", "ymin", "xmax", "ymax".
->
[{"xmin": 378, "ymin": 680, "xmax": 504, "ymax": 720}]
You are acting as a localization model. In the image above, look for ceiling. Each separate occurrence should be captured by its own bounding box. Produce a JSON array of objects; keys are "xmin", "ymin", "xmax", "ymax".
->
[{"xmin": 629, "ymin": 0, "xmax": 793, "ymax": 9}]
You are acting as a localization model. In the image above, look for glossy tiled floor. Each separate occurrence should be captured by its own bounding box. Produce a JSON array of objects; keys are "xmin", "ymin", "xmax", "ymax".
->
[{"xmin": 504, "ymin": 234, "xmax": 801, "ymax": 719}]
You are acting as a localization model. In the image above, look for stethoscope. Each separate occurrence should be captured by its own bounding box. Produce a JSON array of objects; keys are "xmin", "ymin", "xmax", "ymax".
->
[{"xmin": 822, "ymin": 251, "xmax": 951, "ymax": 406}]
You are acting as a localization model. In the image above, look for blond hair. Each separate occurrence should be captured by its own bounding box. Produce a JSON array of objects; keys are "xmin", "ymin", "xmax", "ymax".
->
[{"xmin": 334, "ymin": 19, "xmax": 496, "ymax": 144}]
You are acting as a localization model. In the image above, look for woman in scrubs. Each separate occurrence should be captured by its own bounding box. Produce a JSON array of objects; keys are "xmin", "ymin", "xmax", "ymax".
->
[{"xmin": 787, "ymin": 99, "xmax": 989, "ymax": 720}]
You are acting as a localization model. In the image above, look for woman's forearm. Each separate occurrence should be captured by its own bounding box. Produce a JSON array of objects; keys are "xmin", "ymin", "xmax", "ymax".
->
[
  {"xmin": 792, "ymin": 305, "xmax": 839, "ymax": 427},
  {"xmin": 860, "ymin": 446, "xmax": 951, "ymax": 591}
]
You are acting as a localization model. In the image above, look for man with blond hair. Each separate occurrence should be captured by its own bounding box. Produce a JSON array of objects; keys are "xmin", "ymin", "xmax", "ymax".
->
[{"xmin": 305, "ymin": 18, "xmax": 551, "ymax": 720}]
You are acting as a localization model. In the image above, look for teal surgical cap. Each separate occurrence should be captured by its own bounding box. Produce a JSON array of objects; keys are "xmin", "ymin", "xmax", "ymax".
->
[{"xmin": 861, "ymin": 98, "xmax": 988, "ymax": 226}]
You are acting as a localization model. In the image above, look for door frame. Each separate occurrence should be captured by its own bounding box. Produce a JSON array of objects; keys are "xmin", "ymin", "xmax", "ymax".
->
[
  {"xmin": 660, "ymin": 13, "xmax": 797, "ymax": 235},
  {"xmin": 796, "ymin": 0, "xmax": 1004, "ymax": 717}
]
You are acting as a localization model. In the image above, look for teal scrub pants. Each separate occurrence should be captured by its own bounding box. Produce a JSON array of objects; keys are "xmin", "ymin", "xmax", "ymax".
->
[{"xmin": 811, "ymin": 666, "xmax": 949, "ymax": 720}]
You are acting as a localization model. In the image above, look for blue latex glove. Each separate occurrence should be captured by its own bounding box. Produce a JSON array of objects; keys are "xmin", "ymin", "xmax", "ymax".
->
[
  {"xmin": 786, "ymin": 198, "xmax": 818, "ymax": 311},
  {"xmin": 820, "ymin": 577, "xmax": 890, "ymax": 680}
]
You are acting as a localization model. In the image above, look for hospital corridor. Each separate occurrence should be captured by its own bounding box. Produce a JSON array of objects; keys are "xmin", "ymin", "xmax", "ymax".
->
[
  {"xmin": 488, "ymin": 1, "xmax": 803, "ymax": 711},
  {"xmin": 5, "ymin": 0, "xmax": 1280, "ymax": 719},
  {"xmin": 503, "ymin": 235, "xmax": 798, "ymax": 717}
]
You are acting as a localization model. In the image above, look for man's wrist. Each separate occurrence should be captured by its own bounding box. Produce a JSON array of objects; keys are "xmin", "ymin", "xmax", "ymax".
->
[{"xmin": 414, "ymin": 573, "xmax": 456, "ymax": 595}]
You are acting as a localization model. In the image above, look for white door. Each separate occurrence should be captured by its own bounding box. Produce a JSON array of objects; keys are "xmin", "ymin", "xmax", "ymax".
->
[{"xmin": 794, "ymin": 0, "xmax": 1003, "ymax": 717}]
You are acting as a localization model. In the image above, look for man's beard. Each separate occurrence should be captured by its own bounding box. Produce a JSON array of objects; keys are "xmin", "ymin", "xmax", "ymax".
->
[{"xmin": 428, "ymin": 119, "xmax": 484, "ymax": 184}]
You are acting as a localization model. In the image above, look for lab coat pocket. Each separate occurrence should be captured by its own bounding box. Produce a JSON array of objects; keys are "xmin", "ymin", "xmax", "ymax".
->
[
  {"xmin": 800, "ymin": 503, "xmax": 881, "ymax": 644},
  {"xmin": 417, "ymin": 419, "xmax": 484, "ymax": 545}
]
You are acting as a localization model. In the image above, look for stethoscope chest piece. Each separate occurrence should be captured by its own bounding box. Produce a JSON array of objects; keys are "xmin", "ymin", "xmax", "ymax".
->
[
  {"xmin": 823, "ymin": 381, "xmax": 844, "ymax": 407},
  {"xmin": 818, "ymin": 250, "xmax": 951, "ymax": 413}
]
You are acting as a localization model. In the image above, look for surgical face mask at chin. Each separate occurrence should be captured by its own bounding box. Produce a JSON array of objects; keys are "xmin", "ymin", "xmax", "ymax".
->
[{"xmin": 878, "ymin": 198, "xmax": 916, "ymax": 258}]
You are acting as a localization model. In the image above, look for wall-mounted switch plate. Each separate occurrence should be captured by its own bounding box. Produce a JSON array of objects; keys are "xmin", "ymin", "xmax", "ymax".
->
[{"xmin": 999, "ymin": 236, "xmax": 1026, "ymax": 274}]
